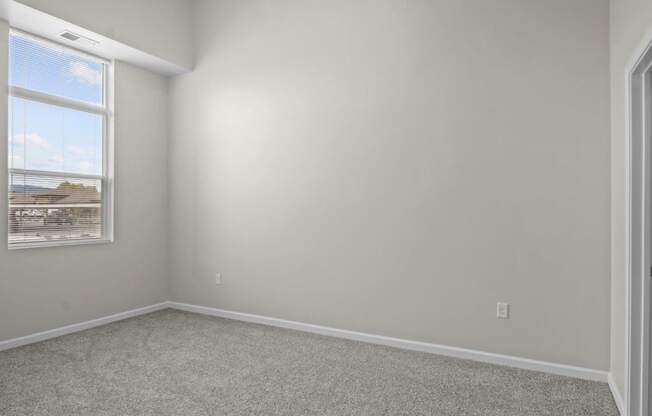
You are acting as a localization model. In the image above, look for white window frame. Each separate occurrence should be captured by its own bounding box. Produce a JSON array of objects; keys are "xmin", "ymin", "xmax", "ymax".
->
[{"xmin": 7, "ymin": 29, "xmax": 114, "ymax": 249}]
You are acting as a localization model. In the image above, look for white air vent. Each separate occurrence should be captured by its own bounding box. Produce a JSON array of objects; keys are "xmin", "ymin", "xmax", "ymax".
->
[
  {"xmin": 59, "ymin": 31, "xmax": 80, "ymax": 41},
  {"xmin": 58, "ymin": 31, "xmax": 99, "ymax": 47}
]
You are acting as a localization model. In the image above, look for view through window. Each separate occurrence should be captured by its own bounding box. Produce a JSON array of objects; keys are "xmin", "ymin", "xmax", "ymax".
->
[{"xmin": 8, "ymin": 31, "xmax": 110, "ymax": 247}]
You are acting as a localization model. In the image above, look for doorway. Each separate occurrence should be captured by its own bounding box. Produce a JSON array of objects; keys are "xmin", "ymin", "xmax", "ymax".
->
[{"xmin": 627, "ymin": 33, "xmax": 652, "ymax": 416}]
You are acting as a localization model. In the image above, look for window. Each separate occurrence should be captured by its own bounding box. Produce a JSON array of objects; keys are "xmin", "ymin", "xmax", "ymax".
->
[{"xmin": 8, "ymin": 31, "xmax": 112, "ymax": 248}]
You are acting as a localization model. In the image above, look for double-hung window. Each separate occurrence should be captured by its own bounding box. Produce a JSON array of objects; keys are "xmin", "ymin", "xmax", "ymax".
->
[{"xmin": 8, "ymin": 31, "xmax": 112, "ymax": 248}]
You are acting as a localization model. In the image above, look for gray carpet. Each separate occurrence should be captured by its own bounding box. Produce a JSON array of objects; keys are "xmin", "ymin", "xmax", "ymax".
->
[{"xmin": 0, "ymin": 309, "xmax": 618, "ymax": 416}]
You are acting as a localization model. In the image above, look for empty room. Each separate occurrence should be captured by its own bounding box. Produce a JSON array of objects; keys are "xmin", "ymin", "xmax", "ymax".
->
[{"xmin": 0, "ymin": 0, "xmax": 651, "ymax": 415}]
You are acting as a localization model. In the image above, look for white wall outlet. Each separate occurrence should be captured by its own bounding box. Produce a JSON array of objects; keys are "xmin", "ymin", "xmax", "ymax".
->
[
  {"xmin": 215, "ymin": 273, "xmax": 222, "ymax": 285},
  {"xmin": 496, "ymin": 302, "xmax": 509, "ymax": 319}
]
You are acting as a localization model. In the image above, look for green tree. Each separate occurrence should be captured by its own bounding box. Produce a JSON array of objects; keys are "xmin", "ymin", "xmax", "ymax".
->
[{"xmin": 57, "ymin": 181, "xmax": 97, "ymax": 192}]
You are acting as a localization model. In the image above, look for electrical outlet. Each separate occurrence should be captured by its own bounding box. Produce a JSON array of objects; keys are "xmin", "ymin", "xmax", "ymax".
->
[
  {"xmin": 215, "ymin": 273, "xmax": 222, "ymax": 285},
  {"xmin": 496, "ymin": 302, "xmax": 509, "ymax": 319}
]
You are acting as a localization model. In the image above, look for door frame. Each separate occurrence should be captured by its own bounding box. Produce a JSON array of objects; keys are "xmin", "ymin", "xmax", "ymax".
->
[{"xmin": 626, "ymin": 28, "xmax": 652, "ymax": 416}]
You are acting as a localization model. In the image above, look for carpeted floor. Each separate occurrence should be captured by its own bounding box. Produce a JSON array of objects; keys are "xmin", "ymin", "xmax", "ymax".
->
[{"xmin": 0, "ymin": 309, "xmax": 618, "ymax": 416}]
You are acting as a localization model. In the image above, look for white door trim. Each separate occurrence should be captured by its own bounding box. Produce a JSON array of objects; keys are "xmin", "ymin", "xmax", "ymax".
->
[{"xmin": 625, "ymin": 26, "xmax": 652, "ymax": 416}]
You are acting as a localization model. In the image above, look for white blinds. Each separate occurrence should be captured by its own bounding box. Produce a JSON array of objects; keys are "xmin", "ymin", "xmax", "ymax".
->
[
  {"xmin": 9, "ymin": 33, "xmax": 104, "ymax": 105},
  {"xmin": 9, "ymin": 172, "xmax": 103, "ymax": 244},
  {"xmin": 8, "ymin": 32, "xmax": 109, "ymax": 247}
]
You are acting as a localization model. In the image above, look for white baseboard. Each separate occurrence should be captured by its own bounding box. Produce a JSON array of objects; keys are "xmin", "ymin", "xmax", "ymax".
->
[
  {"xmin": 168, "ymin": 301, "xmax": 609, "ymax": 383},
  {"xmin": 0, "ymin": 302, "xmax": 169, "ymax": 352},
  {"xmin": 608, "ymin": 373, "xmax": 626, "ymax": 416},
  {"xmin": 0, "ymin": 300, "xmax": 615, "ymax": 387}
]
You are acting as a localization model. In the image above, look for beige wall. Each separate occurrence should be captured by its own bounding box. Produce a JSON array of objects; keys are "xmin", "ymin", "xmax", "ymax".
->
[
  {"xmin": 0, "ymin": 0, "xmax": 616, "ymax": 376},
  {"xmin": 13, "ymin": 0, "xmax": 194, "ymax": 70},
  {"xmin": 0, "ymin": 21, "xmax": 171, "ymax": 341},
  {"xmin": 609, "ymin": 0, "xmax": 652, "ymax": 400},
  {"xmin": 169, "ymin": 0, "xmax": 611, "ymax": 370}
]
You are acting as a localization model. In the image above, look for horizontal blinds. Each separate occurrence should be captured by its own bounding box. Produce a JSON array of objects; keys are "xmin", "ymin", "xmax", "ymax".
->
[
  {"xmin": 9, "ymin": 33, "xmax": 104, "ymax": 106},
  {"xmin": 9, "ymin": 172, "xmax": 103, "ymax": 244},
  {"xmin": 8, "ymin": 31, "xmax": 107, "ymax": 247}
]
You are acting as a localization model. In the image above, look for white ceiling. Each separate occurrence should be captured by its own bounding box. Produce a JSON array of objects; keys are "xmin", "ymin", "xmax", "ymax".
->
[{"xmin": 0, "ymin": 0, "xmax": 191, "ymax": 76}]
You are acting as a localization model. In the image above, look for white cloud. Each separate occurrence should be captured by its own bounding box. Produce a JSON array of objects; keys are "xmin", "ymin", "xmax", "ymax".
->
[
  {"xmin": 8, "ymin": 153, "xmax": 23, "ymax": 168},
  {"xmin": 71, "ymin": 160, "xmax": 95, "ymax": 172},
  {"xmin": 67, "ymin": 145, "xmax": 90, "ymax": 156},
  {"xmin": 9, "ymin": 133, "xmax": 51, "ymax": 149},
  {"xmin": 69, "ymin": 62, "xmax": 102, "ymax": 86},
  {"xmin": 48, "ymin": 154, "xmax": 64, "ymax": 164},
  {"xmin": 9, "ymin": 134, "xmax": 99, "ymax": 173}
]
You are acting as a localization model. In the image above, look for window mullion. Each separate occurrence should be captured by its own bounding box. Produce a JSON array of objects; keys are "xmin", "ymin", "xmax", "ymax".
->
[
  {"xmin": 9, "ymin": 168, "xmax": 104, "ymax": 181},
  {"xmin": 9, "ymin": 86, "xmax": 108, "ymax": 116}
]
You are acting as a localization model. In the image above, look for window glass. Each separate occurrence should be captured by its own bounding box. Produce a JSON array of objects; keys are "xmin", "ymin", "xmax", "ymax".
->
[
  {"xmin": 8, "ymin": 31, "xmax": 110, "ymax": 248},
  {"xmin": 9, "ymin": 172, "xmax": 102, "ymax": 244},
  {"xmin": 9, "ymin": 96, "xmax": 103, "ymax": 175},
  {"xmin": 9, "ymin": 34, "xmax": 104, "ymax": 105}
]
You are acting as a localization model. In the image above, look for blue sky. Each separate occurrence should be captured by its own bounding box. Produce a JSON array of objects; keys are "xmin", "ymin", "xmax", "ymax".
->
[{"xmin": 8, "ymin": 34, "xmax": 104, "ymax": 177}]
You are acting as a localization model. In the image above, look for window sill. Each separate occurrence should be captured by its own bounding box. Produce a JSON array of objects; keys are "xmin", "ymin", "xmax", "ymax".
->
[{"xmin": 8, "ymin": 238, "xmax": 113, "ymax": 250}]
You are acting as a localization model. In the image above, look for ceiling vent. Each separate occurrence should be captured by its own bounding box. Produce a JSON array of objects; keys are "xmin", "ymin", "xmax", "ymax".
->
[{"xmin": 58, "ymin": 31, "xmax": 99, "ymax": 47}]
